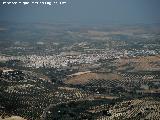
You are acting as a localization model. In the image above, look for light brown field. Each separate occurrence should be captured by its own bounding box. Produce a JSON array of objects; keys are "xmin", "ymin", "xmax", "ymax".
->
[
  {"xmin": 116, "ymin": 55, "xmax": 160, "ymax": 71},
  {"xmin": 0, "ymin": 116, "xmax": 27, "ymax": 120},
  {"xmin": 64, "ymin": 72, "xmax": 122, "ymax": 85}
]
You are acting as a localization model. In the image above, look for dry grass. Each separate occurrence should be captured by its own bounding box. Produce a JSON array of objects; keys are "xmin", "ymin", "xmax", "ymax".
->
[
  {"xmin": 65, "ymin": 72, "xmax": 122, "ymax": 85},
  {"xmin": 0, "ymin": 116, "xmax": 26, "ymax": 120},
  {"xmin": 116, "ymin": 55, "xmax": 160, "ymax": 71}
]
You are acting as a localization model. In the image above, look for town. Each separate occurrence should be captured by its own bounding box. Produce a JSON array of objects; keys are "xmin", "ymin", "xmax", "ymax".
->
[{"xmin": 0, "ymin": 22, "xmax": 160, "ymax": 120}]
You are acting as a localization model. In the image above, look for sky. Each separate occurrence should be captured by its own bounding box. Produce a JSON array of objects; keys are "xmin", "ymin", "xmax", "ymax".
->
[{"xmin": 0, "ymin": 0, "xmax": 160, "ymax": 25}]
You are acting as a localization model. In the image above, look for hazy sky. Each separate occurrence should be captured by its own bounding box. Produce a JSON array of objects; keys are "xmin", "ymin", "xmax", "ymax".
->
[{"xmin": 0, "ymin": 0, "xmax": 160, "ymax": 24}]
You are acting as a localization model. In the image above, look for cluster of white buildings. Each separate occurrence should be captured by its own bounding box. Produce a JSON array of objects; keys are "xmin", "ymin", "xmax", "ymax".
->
[
  {"xmin": 0, "ymin": 49, "xmax": 124, "ymax": 68},
  {"xmin": 0, "ymin": 48, "xmax": 157, "ymax": 69}
]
